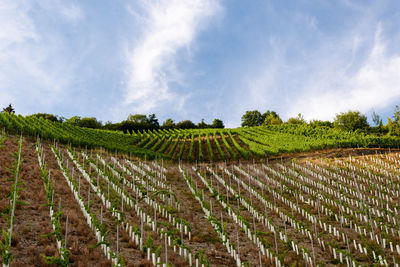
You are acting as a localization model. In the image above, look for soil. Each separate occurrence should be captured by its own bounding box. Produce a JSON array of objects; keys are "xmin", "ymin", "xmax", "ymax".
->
[
  {"xmin": 1, "ymin": 133, "xmax": 399, "ymax": 266},
  {"xmin": 8, "ymin": 136, "xmax": 59, "ymax": 266}
]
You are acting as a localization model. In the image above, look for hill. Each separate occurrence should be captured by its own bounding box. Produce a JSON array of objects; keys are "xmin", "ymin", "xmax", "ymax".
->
[
  {"xmin": 0, "ymin": 132, "xmax": 400, "ymax": 266},
  {"xmin": 0, "ymin": 113, "xmax": 399, "ymax": 162}
]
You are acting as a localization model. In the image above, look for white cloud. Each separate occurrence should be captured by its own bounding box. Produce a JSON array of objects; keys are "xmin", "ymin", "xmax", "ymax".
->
[
  {"xmin": 0, "ymin": 0, "xmax": 83, "ymax": 114},
  {"xmin": 289, "ymin": 27, "xmax": 400, "ymax": 121},
  {"xmin": 37, "ymin": 0, "xmax": 84, "ymax": 23},
  {"xmin": 0, "ymin": 1, "xmax": 37, "ymax": 50},
  {"xmin": 124, "ymin": 0, "xmax": 221, "ymax": 113}
]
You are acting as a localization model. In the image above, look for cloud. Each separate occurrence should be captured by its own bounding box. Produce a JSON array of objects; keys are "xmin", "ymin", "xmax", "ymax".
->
[
  {"xmin": 37, "ymin": 0, "xmax": 84, "ymax": 23},
  {"xmin": 0, "ymin": 1, "xmax": 37, "ymax": 50},
  {"xmin": 289, "ymin": 26, "xmax": 400, "ymax": 121},
  {"xmin": 0, "ymin": 0, "xmax": 83, "ymax": 114},
  {"xmin": 123, "ymin": 0, "xmax": 221, "ymax": 113}
]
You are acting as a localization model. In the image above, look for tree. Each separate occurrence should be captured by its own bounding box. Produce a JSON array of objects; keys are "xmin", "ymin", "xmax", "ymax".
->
[
  {"xmin": 65, "ymin": 116, "xmax": 102, "ymax": 129},
  {"xmin": 241, "ymin": 110, "xmax": 264, "ymax": 127},
  {"xmin": 372, "ymin": 111, "xmax": 383, "ymax": 127},
  {"xmin": 309, "ymin": 120, "xmax": 332, "ymax": 127},
  {"xmin": 197, "ymin": 119, "xmax": 209, "ymax": 129},
  {"xmin": 287, "ymin": 113, "xmax": 306, "ymax": 125},
  {"xmin": 127, "ymin": 114, "xmax": 147, "ymax": 124},
  {"xmin": 79, "ymin": 117, "xmax": 102, "ymax": 129},
  {"xmin": 28, "ymin": 113, "xmax": 60, "ymax": 122},
  {"xmin": 147, "ymin": 114, "xmax": 159, "ymax": 129},
  {"xmin": 65, "ymin": 116, "xmax": 81, "ymax": 126},
  {"xmin": 211, "ymin": 119, "xmax": 224, "ymax": 128},
  {"xmin": 126, "ymin": 113, "xmax": 159, "ymax": 130},
  {"xmin": 333, "ymin": 110, "xmax": 369, "ymax": 131},
  {"xmin": 2, "ymin": 104, "xmax": 15, "ymax": 114},
  {"xmin": 161, "ymin": 118, "xmax": 176, "ymax": 129},
  {"xmin": 176, "ymin": 120, "xmax": 196, "ymax": 129},
  {"xmin": 387, "ymin": 105, "xmax": 400, "ymax": 136},
  {"xmin": 262, "ymin": 110, "xmax": 282, "ymax": 125}
]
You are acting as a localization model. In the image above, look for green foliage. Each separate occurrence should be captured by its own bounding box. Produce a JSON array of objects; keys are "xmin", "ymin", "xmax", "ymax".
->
[
  {"xmin": 127, "ymin": 113, "xmax": 159, "ymax": 128},
  {"xmin": 42, "ymin": 247, "xmax": 69, "ymax": 267},
  {"xmin": 188, "ymin": 134, "xmax": 195, "ymax": 161},
  {"xmin": 387, "ymin": 105, "xmax": 400, "ymax": 136},
  {"xmin": 219, "ymin": 131, "xmax": 237, "ymax": 160},
  {"xmin": 211, "ymin": 118, "xmax": 224, "ymax": 128},
  {"xmin": 287, "ymin": 113, "xmax": 306, "ymax": 124},
  {"xmin": 195, "ymin": 249, "xmax": 210, "ymax": 267},
  {"xmin": 0, "ymin": 113, "xmax": 160, "ymax": 159},
  {"xmin": 176, "ymin": 135, "xmax": 187, "ymax": 160},
  {"xmin": 161, "ymin": 118, "xmax": 176, "ymax": 129},
  {"xmin": 2, "ymin": 104, "xmax": 15, "ymax": 114},
  {"xmin": 241, "ymin": 110, "xmax": 264, "ymax": 127},
  {"xmin": 198, "ymin": 134, "xmax": 204, "ymax": 161},
  {"xmin": 65, "ymin": 116, "xmax": 102, "ymax": 129},
  {"xmin": 176, "ymin": 120, "xmax": 196, "ymax": 129},
  {"xmin": 227, "ymin": 131, "xmax": 249, "ymax": 159},
  {"xmin": 206, "ymin": 133, "xmax": 214, "ymax": 162},
  {"xmin": 28, "ymin": 113, "xmax": 62, "ymax": 122},
  {"xmin": 263, "ymin": 113, "xmax": 283, "ymax": 125},
  {"xmin": 127, "ymin": 114, "xmax": 148, "ymax": 124},
  {"xmin": 309, "ymin": 120, "xmax": 332, "ymax": 127},
  {"xmin": 262, "ymin": 110, "xmax": 282, "ymax": 125},
  {"xmin": 197, "ymin": 119, "xmax": 209, "ymax": 129},
  {"xmin": 0, "ymin": 230, "xmax": 13, "ymax": 264},
  {"xmin": 333, "ymin": 110, "xmax": 369, "ymax": 132},
  {"xmin": 213, "ymin": 133, "xmax": 225, "ymax": 160},
  {"xmin": 144, "ymin": 233, "xmax": 155, "ymax": 253}
]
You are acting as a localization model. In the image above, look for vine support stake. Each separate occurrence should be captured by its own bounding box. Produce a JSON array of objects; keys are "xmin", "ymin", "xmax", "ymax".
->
[{"xmin": 65, "ymin": 215, "xmax": 69, "ymax": 249}]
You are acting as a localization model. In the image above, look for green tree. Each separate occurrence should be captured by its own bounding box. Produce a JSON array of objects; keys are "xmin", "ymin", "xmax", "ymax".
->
[
  {"xmin": 241, "ymin": 110, "xmax": 264, "ymax": 127},
  {"xmin": 28, "ymin": 113, "xmax": 60, "ymax": 122},
  {"xmin": 333, "ymin": 110, "xmax": 369, "ymax": 131},
  {"xmin": 287, "ymin": 113, "xmax": 306, "ymax": 124},
  {"xmin": 161, "ymin": 118, "xmax": 176, "ymax": 129},
  {"xmin": 211, "ymin": 119, "xmax": 224, "ymax": 128},
  {"xmin": 79, "ymin": 117, "xmax": 102, "ymax": 129},
  {"xmin": 65, "ymin": 116, "xmax": 102, "ymax": 129},
  {"xmin": 309, "ymin": 120, "xmax": 332, "ymax": 127},
  {"xmin": 176, "ymin": 120, "xmax": 196, "ymax": 129},
  {"xmin": 197, "ymin": 119, "xmax": 210, "ymax": 129},
  {"xmin": 147, "ymin": 114, "xmax": 159, "ymax": 129},
  {"xmin": 2, "ymin": 104, "xmax": 15, "ymax": 114},
  {"xmin": 387, "ymin": 105, "xmax": 400, "ymax": 136},
  {"xmin": 262, "ymin": 110, "xmax": 282, "ymax": 125},
  {"xmin": 65, "ymin": 116, "xmax": 81, "ymax": 126},
  {"xmin": 127, "ymin": 114, "xmax": 159, "ymax": 130},
  {"xmin": 127, "ymin": 114, "xmax": 147, "ymax": 124}
]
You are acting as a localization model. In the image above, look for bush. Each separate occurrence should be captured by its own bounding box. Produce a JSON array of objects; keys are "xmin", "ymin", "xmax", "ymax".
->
[{"xmin": 333, "ymin": 110, "xmax": 369, "ymax": 132}]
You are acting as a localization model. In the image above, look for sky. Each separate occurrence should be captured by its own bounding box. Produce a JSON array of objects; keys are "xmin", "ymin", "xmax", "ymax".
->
[{"xmin": 1, "ymin": 0, "xmax": 400, "ymax": 128}]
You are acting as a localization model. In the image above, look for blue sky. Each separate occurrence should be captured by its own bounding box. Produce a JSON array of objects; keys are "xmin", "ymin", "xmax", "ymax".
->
[{"xmin": 1, "ymin": 0, "xmax": 400, "ymax": 127}]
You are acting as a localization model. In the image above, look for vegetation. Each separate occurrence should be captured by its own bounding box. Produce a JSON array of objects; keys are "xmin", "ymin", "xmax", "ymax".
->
[
  {"xmin": 333, "ymin": 110, "xmax": 369, "ymax": 132},
  {"xmin": 2, "ymin": 104, "xmax": 15, "ymax": 114},
  {"xmin": 0, "ymin": 107, "xmax": 400, "ymax": 265}
]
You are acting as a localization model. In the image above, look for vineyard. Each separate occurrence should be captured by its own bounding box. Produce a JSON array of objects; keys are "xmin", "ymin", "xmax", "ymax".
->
[
  {"xmin": 1, "ymin": 113, "xmax": 400, "ymax": 163},
  {"xmin": 0, "ymin": 128, "xmax": 400, "ymax": 266}
]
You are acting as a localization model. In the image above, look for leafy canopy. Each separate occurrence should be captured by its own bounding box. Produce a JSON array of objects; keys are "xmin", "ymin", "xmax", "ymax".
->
[
  {"xmin": 2, "ymin": 104, "xmax": 15, "ymax": 114},
  {"xmin": 333, "ymin": 110, "xmax": 369, "ymax": 132}
]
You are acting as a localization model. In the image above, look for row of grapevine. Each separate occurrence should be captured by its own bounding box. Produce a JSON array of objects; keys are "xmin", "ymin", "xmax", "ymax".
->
[
  {"xmin": 0, "ymin": 136, "xmax": 22, "ymax": 266},
  {"xmin": 36, "ymin": 141, "xmax": 70, "ymax": 265}
]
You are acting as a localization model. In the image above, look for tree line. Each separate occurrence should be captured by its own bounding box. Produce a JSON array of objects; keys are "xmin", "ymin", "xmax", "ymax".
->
[
  {"xmin": 240, "ymin": 106, "xmax": 400, "ymax": 136},
  {"xmin": 2, "ymin": 103, "xmax": 400, "ymax": 136},
  {"xmin": 1, "ymin": 105, "xmax": 224, "ymax": 133}
]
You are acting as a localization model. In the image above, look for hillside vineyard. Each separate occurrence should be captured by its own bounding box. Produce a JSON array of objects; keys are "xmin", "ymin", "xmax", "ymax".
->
[
  {"xmin": 1, "ymin": 113, "xmax": 400, "ymax": 163},
  {"xmin": 1, "ymin": 131, "xmax": 400, "ymax": 266}
]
